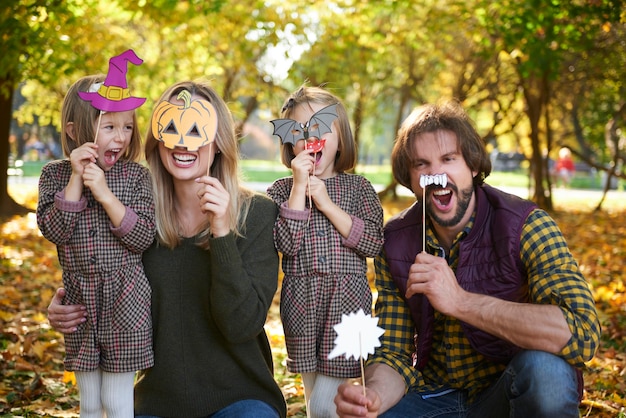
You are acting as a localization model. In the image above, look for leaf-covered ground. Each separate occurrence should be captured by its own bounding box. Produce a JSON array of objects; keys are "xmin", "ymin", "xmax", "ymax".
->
[{"xmin": 1, "ymin": 187, "xmax": 624, "ymax": 417}]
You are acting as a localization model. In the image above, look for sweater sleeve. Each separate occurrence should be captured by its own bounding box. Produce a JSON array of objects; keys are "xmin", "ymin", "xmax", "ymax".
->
[
  {"xmin": 208, "ymin": 194, "xmax": 280, "ymax": 343},
  {"xmin": 109, "ymin": 165, "xmax": 156, "ymax": 254},
  {"xmin": 36, "ymin": 160, "xmax": 85, "ymax": 245}
]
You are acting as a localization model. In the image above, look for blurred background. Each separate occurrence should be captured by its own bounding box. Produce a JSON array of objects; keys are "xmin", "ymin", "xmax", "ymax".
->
[{"xmin": 1, "ymin": 0, "xmax": 625, "ymax": 214}]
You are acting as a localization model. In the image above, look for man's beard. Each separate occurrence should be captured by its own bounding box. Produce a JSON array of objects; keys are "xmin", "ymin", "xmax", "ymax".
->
[{"xmin": 426, "ymin": 183, "xmax": 474, "ymax": 227}]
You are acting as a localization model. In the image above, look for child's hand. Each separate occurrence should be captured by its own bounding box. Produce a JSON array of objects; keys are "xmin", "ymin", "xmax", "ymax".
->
[
  {"xmin": 290, "ymin": 149, "xmax": 315, "ymax": 186},
  {"xmin": 196, "ymin": 175, "xmax": 231, "ymax": 238},
  {"xmin": 82, "ymin": 162, "xmax": 111, "ymax": 202},
  {"xmin": 69, "ymin": 143, "xmax": 98, "ymax": 176},
  {"xmin": 307, "ymin": 176, "xmax": 332, "ymax": 210}
]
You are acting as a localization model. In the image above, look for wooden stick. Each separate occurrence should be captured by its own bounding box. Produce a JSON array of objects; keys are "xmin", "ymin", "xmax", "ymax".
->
[
  {"xmin": 359, "ymin": 333, "xmax": 366, "ymax": 397},
  {"xmin": 206, "ymin": 142, "xmax": 214, "ymax": 177},
  {"xmin": 423, "ymin": 185, "xmax": 426, "ymax": 252},
  {"xmin": 93, "ymin": 111, "xmax": 103, "ymax": 145}
]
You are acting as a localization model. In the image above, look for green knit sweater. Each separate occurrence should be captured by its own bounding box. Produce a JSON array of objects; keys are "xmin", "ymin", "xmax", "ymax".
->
[{"xmin": 134, "ymin": 194, "xmax": 286, "ymax": 417}]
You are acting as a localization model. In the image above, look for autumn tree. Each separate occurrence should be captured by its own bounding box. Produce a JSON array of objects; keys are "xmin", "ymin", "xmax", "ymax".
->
[
  {"xmin": 475, "ymin": 0, "xmax": 623, "ymax": 209},
  {"xmin": 0, "ymin": 1, "xmax": 81, "ymax": 217}
]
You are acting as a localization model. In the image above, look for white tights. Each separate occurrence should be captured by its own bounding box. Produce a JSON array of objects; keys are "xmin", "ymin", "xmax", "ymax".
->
[
  {"xmin": 75, "ymin": 369, "xmax": 135, "ymax": 418},
  {"xmin": 302, "ymin": 372, "xmax": 345, "ymax": 418}
]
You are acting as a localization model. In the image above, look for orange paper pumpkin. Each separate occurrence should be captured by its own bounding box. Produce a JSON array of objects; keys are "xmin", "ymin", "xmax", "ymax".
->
[{"xmin": 151, "ymin": 90, "xmax": 218, "ymax": 151}]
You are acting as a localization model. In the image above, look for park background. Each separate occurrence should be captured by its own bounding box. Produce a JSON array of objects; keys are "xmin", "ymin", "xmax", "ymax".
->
[{"xmin": 1, "ymin": 1, "xmax": 625, "ymax": 417}]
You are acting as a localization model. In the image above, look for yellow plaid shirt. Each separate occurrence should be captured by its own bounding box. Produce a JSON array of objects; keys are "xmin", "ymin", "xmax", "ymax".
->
[{"xmin": 370, "ymin": 208, "xmax": 600, "ymax": 402}]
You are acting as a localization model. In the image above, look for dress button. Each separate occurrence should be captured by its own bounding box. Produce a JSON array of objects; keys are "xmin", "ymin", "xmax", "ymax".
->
[
  {"xmin": 319, "ymin": 256, "xmax": 327, "ymax": 263},
  {"xmin": 89, "ymin": 229, "xmax": 97, "ymax": 237},
  {"xmin": 316, "ymin": 230, "xmax": 325, "ymax": 237},
  {"xmin": 89, "ymin": 256, "xmax": 97, "ymax": 264}
]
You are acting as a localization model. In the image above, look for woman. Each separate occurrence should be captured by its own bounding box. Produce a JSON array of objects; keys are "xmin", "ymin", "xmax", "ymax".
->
[{"xmin": 47, "ymin": 80, "xmax": 286, "ymax": 418}]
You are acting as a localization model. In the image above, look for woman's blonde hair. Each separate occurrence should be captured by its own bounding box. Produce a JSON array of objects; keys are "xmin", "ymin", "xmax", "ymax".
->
[
  {"xmin": 278, "ymin": 85, "xmax": 356, "ymax": 172},
  {"xmin": 61, "ymin": 74, "xmax": 142, "ymax": 162},
  {"xmin": 144, "ymin": 80, "xmax": 254, "ymax": 249}
]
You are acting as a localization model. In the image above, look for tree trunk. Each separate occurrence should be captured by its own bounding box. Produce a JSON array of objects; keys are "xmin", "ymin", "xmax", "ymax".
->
[
  {"xmin": 522, "ymin": 74, "xmax": 552, "ymax": 211},
  {"xmin": 0, "ymin": 79, "xmax": 31, "ymax": 218}
]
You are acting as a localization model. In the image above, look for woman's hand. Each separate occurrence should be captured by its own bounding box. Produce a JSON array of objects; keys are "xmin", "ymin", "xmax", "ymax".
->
[
  {"xmin": 47, "ymin": 288, "xmax": 87, "ymax": 333},
  {"xmin": 196, "ymin": 175, "xmax": 231, "ymax": 237}
]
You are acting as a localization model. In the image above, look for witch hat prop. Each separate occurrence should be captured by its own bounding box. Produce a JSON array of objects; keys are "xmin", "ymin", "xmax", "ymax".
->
[{"xmin": 78, "ymin": 49, "xmax": 146, "ymax": 112}]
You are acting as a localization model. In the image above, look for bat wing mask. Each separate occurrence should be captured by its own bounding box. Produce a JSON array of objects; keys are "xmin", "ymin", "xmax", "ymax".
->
[{"xmin": 270, "ymin": 103, "xmax": 339, "ymax": 147}]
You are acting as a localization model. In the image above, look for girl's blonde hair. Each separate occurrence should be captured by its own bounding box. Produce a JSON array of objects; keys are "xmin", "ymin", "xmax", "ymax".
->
[
  {"xmin": 61, "ymin": 74, "xmax": 142, "ymax": 162},
  {"xmin": 144, "ymin": 80, "xmax": 254, "ymax": 249},
  {"xmin": 278, "ymin": 85, "xmax": 356, "ymax": 172}
]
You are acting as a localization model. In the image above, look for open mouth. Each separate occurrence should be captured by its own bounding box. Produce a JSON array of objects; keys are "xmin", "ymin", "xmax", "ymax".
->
[
  {"xmin": 306, "ymin": 139, "xmax": 325, "ymax": 166},
  {"xmin": 103, "ymin": 149, "xmax": 121, "ymax": 166},
  {"xmin": 432, "ymin": 188, "xmax": 452, "ymax": 209}
]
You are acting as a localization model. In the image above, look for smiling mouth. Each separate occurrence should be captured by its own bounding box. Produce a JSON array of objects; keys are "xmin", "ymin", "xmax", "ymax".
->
[{"xmin": 172, "ymin": 152, "xmax": 197, "ymax": 166}]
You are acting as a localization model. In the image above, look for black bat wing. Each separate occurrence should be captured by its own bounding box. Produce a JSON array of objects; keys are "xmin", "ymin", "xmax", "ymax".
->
[
  {"xmin": 307, "ymin": 103, "xmax": 339, "ymax": 139},
  {"xmin": 270, "ymin": 118, "xmax": 306, "ymax": 146}
]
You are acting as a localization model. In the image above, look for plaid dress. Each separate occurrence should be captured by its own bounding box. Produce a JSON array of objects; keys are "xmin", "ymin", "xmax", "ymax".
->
[
  {"xmin": 37, "ymin": 159, "xmax": 155, "ymax": 373},
  {"xmin": 266, "ymin": 173, "xmax": 384, "ymax": 377}
]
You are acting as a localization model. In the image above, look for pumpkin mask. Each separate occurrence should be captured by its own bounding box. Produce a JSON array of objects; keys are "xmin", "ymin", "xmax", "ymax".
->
[{"xmin": 151, "ymin": 89, "xmax": 218, "ymax": 151}]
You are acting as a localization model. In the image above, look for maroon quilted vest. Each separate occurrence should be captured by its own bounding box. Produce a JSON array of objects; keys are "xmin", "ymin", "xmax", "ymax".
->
[{"xmin": 383, "ymin": 184, "xmax": 536, "ymax": 368}]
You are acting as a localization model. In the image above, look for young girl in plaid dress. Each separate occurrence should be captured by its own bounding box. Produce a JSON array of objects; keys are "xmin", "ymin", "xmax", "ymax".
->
[
  {"xmin": 267, "ymin": 86, "xmax": 384, "ymax": 418},
  {"xmin": 37, "ymin": 50, "xmax": 154, "ymax": 418}
]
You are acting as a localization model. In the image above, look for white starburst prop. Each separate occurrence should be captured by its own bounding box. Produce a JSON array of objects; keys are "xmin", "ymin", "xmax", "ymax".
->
[
  {"xmin": 328, "ymin": 309, "xmax": 385, "ymax": 395},
  {"xmin": 419, "ymin": 173, "xmax": 448, "ymax": 251}
]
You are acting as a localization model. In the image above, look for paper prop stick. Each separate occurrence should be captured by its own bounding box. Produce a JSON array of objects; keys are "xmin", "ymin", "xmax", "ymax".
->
[
  {"xmin": 151, "ymin": 90, "xmax": 218, "ymax": 153},
  {"xmin": 328, "ymin": 309, "xmax": 385, "ymax": 396},
  {"xmin": 271, "ymin": 104, "xmax": 338, "ymax": 219},
  {"xmin": 419, "ymin": 174, "xmax": 448, "ymax": 251}
]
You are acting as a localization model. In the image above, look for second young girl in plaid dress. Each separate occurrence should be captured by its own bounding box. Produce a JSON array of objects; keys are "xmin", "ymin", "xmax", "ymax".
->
[{"xmin": 267, "ymin": 86, "xmax": 384, "ymax": 418}]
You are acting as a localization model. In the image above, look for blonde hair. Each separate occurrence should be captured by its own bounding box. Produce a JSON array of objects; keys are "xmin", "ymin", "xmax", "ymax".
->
[
  {"xmin": 278, "ymin": 85, "xmax": 356, "ymax": 172},
  {"xmin": 144, "ymin": 80, "xmax": 254, "ymax": 249},
  {"xmin": 61, "ymin": 74, "xmax": 142, "ymax": 162}
]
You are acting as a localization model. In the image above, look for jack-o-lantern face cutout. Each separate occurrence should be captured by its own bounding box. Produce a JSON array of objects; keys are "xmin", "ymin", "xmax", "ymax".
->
[{"xmin": 151, "ymin": 89, "xmax": 218, "ymax": 151}]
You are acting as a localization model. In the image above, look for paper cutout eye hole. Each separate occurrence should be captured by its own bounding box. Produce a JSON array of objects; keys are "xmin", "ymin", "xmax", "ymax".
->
[
  {"xmin": 309, "ymin": 123, "xmax": 320, "ymax": 133},
  {"xmin": 186, "ymin": 124, "xmax": 201, "ymax": 138},
  {"xmin": 164, "ymin": 121, "xmax": 178, "ymax": 135},
  {"xmin": 151, "ymin": 90, "xmax": 218, "ymax": 151}
]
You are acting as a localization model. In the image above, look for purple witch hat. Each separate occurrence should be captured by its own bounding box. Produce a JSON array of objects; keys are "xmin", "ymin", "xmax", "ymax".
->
[{"xmin": 78, "ymin": 49, "xmax": 146, "ymax": 112}]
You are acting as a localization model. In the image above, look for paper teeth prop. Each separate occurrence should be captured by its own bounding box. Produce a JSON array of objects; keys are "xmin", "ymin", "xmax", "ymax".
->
[
  {"xmin": 328, "ymin": 309, "xmax": 385, "ymax": 361},
  {"xmin": 420, "ymin": 173, "xmax": 448, "ymax": 189},
  {"xmin": 419, "ymin": 173, "xmax": 448, "ymax": 252}
]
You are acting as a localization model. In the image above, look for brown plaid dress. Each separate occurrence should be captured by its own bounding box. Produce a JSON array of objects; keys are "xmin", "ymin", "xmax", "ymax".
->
[
  {"xmin": 266, "ymin": 173, "xmax": 384, "ymax": 377},
  {"xmin": 37, "ymin": 159, "xmax": 155, "ymax": 373}
]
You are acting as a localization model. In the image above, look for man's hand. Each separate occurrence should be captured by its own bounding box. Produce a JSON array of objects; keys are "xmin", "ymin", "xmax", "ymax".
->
[
  {"xmin": 335, "ymin": 381, "xmax": 381, "ymax": 418},
  {"xmin": 405, "ymin": 251, "xmax": 465, "ymax": 316}
]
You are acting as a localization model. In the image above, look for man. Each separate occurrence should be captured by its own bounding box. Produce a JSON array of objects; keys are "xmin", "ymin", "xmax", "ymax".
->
[{"xmin": 335, "ymin": 101, "xmax": 600, "ymax": 417}]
